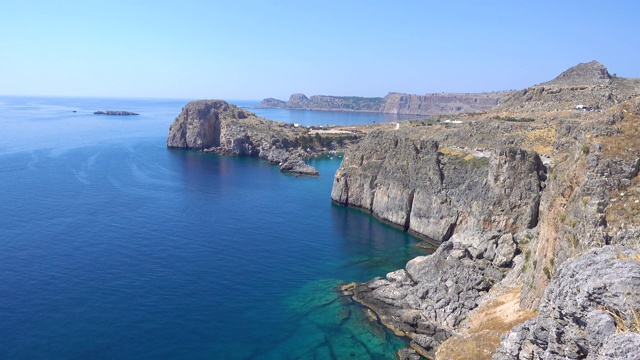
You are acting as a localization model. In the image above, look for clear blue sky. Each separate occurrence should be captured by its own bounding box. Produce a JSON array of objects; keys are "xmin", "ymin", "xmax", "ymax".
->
[{"xmin": 1, "ymin": 0, "xmax": 638, "ymax": 100}]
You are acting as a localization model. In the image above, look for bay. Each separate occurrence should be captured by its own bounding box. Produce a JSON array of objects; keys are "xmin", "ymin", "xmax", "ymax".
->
[{"xmin": 0, "ymin": 96, "xmax": 427, "ymax": 359}]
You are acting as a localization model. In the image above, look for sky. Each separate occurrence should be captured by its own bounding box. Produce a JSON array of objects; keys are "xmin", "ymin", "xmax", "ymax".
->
[{"xmin": 1, "ymin": 0, "xmax": 639, "ymax": 100}]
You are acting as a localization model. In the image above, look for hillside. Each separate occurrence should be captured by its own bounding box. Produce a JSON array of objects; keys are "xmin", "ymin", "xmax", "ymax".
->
[{"xmin": 495, "ymin": 60, "xmax": 640, "ymax": 112}]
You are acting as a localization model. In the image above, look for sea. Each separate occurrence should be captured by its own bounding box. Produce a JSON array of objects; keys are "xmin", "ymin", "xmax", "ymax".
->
[{"xmin": 0, "ymin": 96, "xmax": 429, "ymax": 360}]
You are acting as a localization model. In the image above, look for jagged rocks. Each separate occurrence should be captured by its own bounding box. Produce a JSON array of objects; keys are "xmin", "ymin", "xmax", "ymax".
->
[
  {"xmin": 352, "ymin": 231, "xmax": 520, "ymax": 358},
  {"xmin": 494, "ymin": 246, "xmax": 640, "ymax": 360},
  {"xmin": 331, "ymin": 131, "xmax": 546, "ymax": 242}
]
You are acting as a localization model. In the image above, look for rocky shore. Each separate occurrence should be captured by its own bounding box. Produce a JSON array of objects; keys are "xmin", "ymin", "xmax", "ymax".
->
[{"xmin": 329, "ymin": 61, "xmax": 640, "ymax": 359}]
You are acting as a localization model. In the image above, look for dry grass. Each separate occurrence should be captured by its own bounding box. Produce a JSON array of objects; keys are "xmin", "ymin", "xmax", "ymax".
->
[
  {"xmin": 436, "ymin": 288, "xmax": 537, "ymax": 360},
  {"xmin": 603, "ymin": 305, "xmax": 640, "ymax": 333},
  {"xmin": 599, "ymin": 103, "xmax": 640, "ymax": 161},
  {"xmin": 438, "ymin": 147, "xmax": 469, "ymax": 157}
]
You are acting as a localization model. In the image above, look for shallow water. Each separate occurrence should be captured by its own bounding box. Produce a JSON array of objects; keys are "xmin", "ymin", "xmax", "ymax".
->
[{"xmin": 0, "ymin": 97, "xmax": 428, "ymax": 359}]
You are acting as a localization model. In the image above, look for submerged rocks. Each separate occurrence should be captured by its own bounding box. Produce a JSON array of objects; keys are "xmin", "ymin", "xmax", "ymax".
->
[{"xmin": 494, "ymin": 246, "xmax": 640, "ymax": 360}]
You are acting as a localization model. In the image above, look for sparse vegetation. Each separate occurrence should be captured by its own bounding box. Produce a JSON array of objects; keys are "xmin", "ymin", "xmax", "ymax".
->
[{"xmin": 581, "ymin": 144, "xmax": 590, "ymax": 155}]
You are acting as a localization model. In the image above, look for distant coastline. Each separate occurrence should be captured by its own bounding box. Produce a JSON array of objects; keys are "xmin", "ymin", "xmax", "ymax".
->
[{"xmin": 257, "ymin": 91, "xmax": 509, "ymax": 116}]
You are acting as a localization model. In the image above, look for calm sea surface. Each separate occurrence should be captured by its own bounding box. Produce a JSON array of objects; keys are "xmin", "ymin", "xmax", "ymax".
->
[{"xmin": 0, "ymin": 97, "xmax": 427, "ymax": 359}]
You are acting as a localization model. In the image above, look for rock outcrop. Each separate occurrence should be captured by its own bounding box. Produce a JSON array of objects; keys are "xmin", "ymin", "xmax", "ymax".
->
[
  {"xmin": 331, "ymin": 131, "xmax": 546, "ymax": 242},
  {"xmin": 350, "ymin": 231, "xmax": 521, "ymax": 358},
  {"xmin": 495, "ymin": 246, "xmax": 640, "ymax": 360},
  {"xmin": 167, "ymin": 100, "xmax": 319, "ymax": 175},
  {"xmin": 258, "ymin": 92, "xmax": 507, "ymax": 116}
]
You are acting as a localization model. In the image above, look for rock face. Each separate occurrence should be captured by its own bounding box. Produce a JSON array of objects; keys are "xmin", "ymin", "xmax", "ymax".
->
[
  {"xmin": 167, "ymin": 100, "xmax": 318, "ymax": 175},
  {"xmin": 352, "ymin": 231, "xmax": 520, "ymax": 358},
  {"xmin": 257, "ymin": 92, "xmax": 506, "ymax": 115},
  {"xmin": 494, "ymin": 246, "xmax": 640, "ymax": 360},
  {"xmin": 331, "ymin": 131, "xmax": 547, "ymax": 242},
  {"xmin": 167, "ymin": 100, "xmax": 230, "ymax": 149},
  {"xmin": 381, "ymin": 92, "xmax": 502, "ymax": 115}
]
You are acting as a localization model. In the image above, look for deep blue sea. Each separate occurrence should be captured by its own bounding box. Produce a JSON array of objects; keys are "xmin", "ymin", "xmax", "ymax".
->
[{"xmin": 0, "ymin": 97, "xmax": 427, "ymax": 359}]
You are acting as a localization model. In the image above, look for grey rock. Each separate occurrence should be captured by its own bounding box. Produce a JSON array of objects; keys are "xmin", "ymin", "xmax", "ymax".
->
[
  {"xmin": 397, "ymin": 348, "xmax": 422, "ymax": 360},
  {"xmin": 167, "ymin": 100, "xmax": 320, "ymax": 176},
  {"xmin": 278, "ymin": 158, "xmax": 319, "ymax": 176},
  {"xmin": 596, "ymin": 333, "xmax": 640, "ymax": 360},
  {"xmin": 353, "ymin": 231, "xmax": 520, "ymax": 358},
  {"xmin": 167, "ymin": 100, "xmax": 227, "ymax": 149},
  {"xmin": 494, "ymin": 233, "xmax": 517, "ymax": 267},
  {"xmin": 331, "ymin": 131, "xmax": 546, "ymax": 242},
  {"xmin": 495, "ymin": 246, "xmax": 640, "ymax": 360}
]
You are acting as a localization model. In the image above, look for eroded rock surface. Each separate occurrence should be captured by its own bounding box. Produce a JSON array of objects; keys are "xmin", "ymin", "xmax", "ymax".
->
[
  {"xmin": 352, "ymin": 231, "xmax": 520, "ymax": 358},
  {"xmin": 494, "ymin": 246, "xmax": 640, "ymax": 360},
  {"xmin": 331, "ymin": 131, "xmax": 546, "ymax": 242}
]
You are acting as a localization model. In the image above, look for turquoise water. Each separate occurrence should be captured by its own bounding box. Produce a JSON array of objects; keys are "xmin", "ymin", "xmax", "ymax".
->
[{"xmin": 0, "ymin": 97, "xmax": 427, "ymax": 359}]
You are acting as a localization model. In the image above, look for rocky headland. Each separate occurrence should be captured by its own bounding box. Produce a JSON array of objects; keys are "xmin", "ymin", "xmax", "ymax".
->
[
  {"xmin": 166, "ymin": 99, "xmax": 361, "ymax": 175},
  {"xmin": 330, "ymin": 61, "xmax": 640, "ymax": 359},
  {"xmin": 257, "ymin": 91, "xmax": 507, "ymax": 116}
]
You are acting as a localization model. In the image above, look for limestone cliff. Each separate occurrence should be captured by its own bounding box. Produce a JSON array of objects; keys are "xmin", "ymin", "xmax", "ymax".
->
[{"xmin": 331, "ymin": 131, "xmax": 546, "ymax": 242}]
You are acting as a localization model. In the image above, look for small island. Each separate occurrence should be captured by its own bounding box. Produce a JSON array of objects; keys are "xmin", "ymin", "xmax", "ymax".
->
[{"xmin": 94, "ymin": 110, "xmax": 139, "ymax": 115}]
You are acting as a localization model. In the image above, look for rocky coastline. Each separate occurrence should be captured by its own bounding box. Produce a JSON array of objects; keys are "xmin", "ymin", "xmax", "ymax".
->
[
  {"xmin": 166, "ymin": 99, "xmax": 360, "ymax": 176},
  {"xmin": 329, "ymin": 61, "xmax": 640, "ymax": 359},
  {"xmin": 166, "ymin": 61, "xmax": 640, "ymax": 359}
]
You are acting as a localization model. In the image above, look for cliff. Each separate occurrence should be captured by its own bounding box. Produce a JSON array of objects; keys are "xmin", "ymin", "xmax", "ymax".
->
[
  {"xmin": 167, "ymin": 100, "xmax": 325, "ymax": 175},
  {"xmin": 331, "ymin": 131, "xmax": 546, "ymax": 242},
  {"xmin": 257, "ymin": 91, "xmax": 506, "ymax": 116},
  {"xmin": 330, "ymin": 62, "xmax": 640, "ymax": 358}
]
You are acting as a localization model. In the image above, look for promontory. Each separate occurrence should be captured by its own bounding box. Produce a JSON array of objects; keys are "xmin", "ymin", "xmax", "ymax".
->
[{"xmin": 166, "ymin": 99, "xmax": 361, "ymax": 176}]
